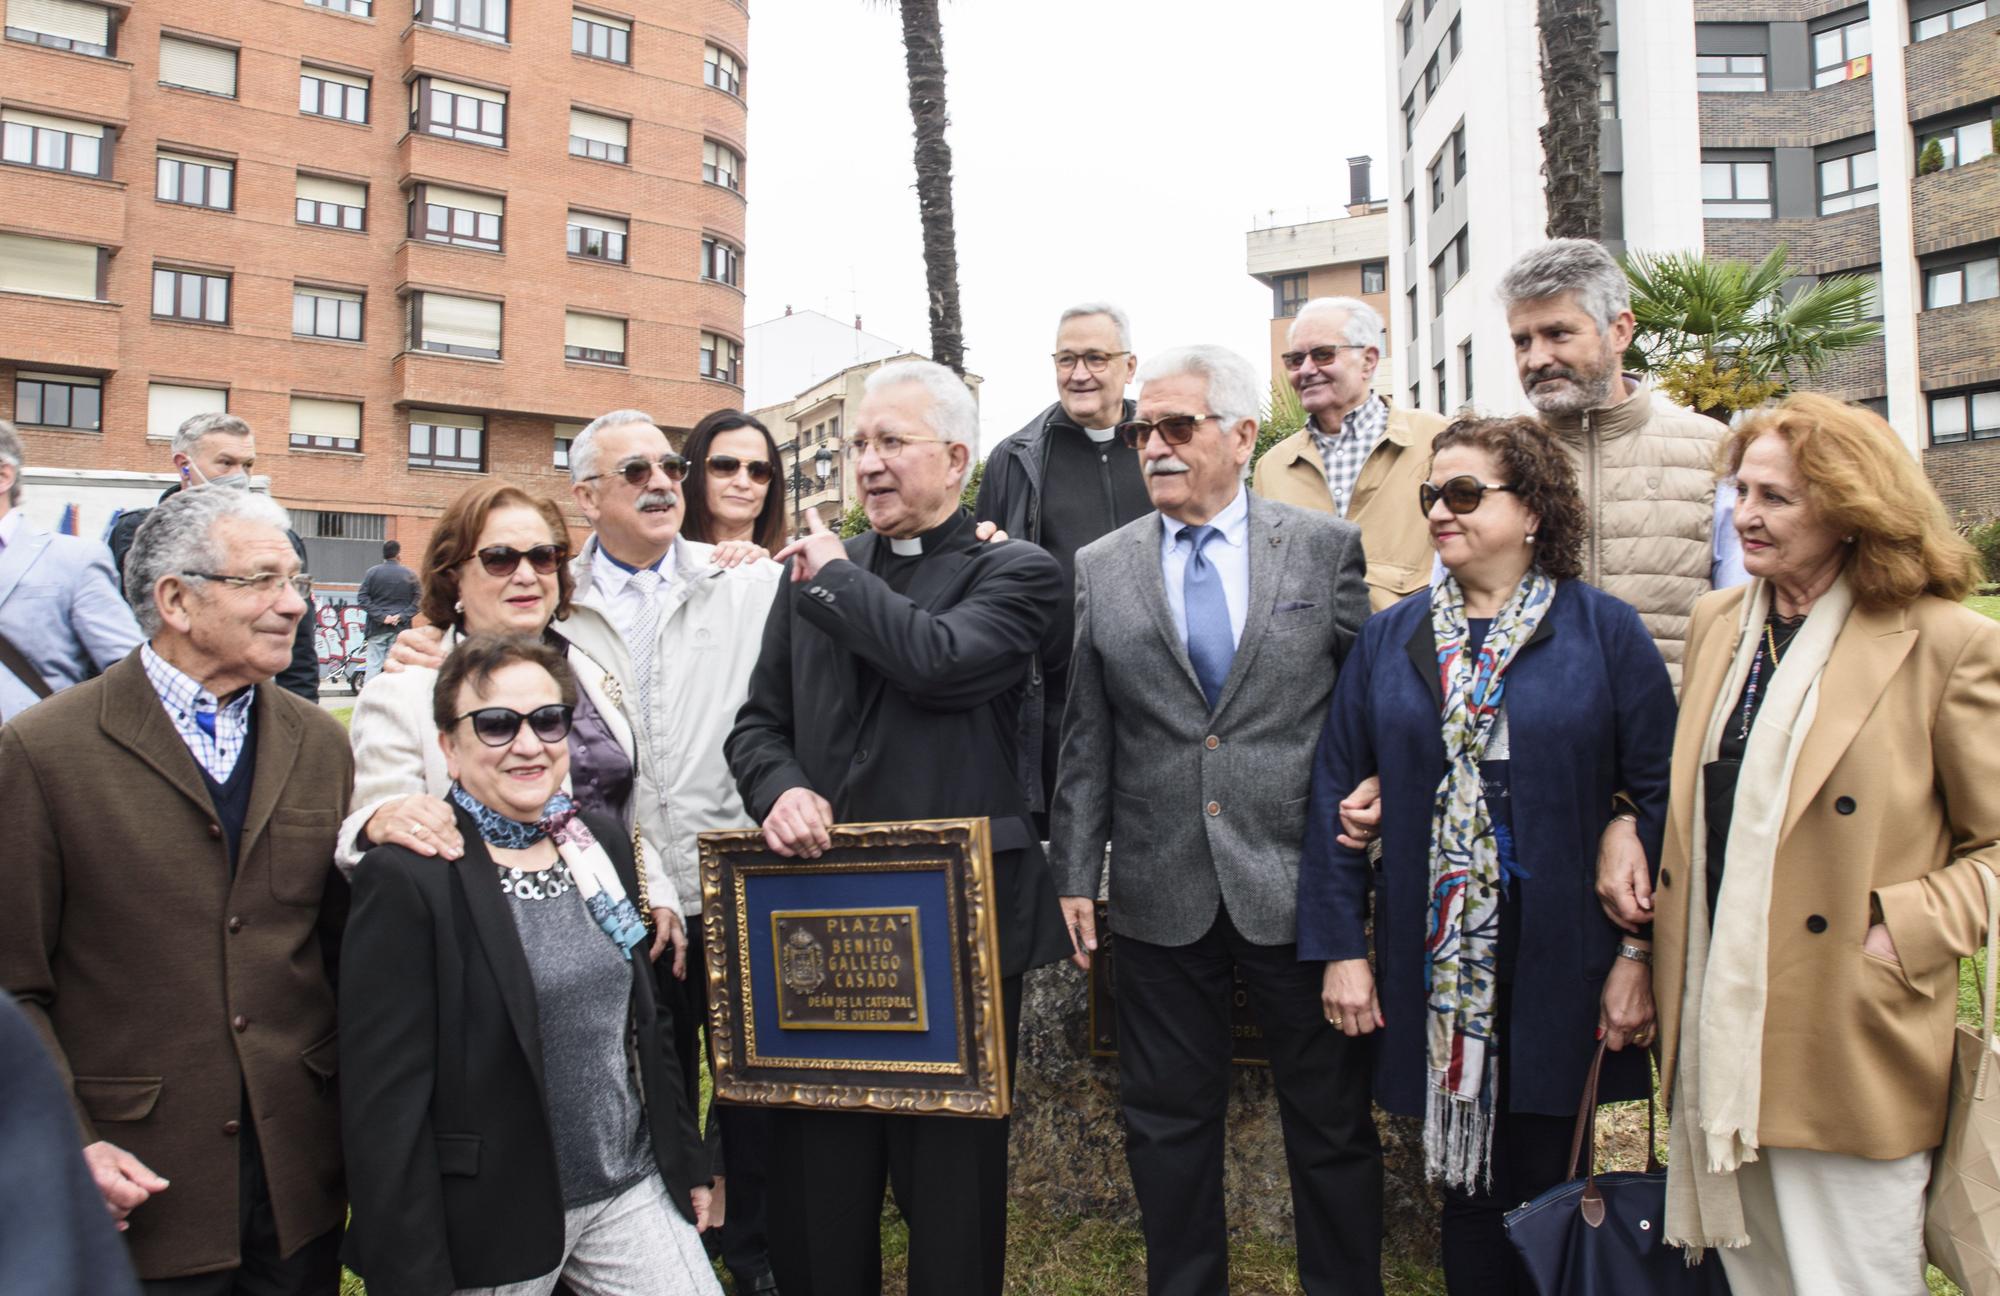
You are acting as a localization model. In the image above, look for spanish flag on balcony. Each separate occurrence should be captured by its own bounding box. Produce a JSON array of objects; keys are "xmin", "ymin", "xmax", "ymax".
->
[{"xmin": 58, "ymin": 504, "xmax": 79, "ymax": 536}]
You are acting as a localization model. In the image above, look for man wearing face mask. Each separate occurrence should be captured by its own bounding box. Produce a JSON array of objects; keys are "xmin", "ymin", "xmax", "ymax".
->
[{"xmin": 108, "ymin": 414, "xmax": 320, "ymax": 702}]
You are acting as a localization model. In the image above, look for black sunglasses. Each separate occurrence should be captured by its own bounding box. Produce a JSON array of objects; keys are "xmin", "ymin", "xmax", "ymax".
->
[
  {"xmin": 454, "ymin": 704, "xmax": 576, "ymax": 747},
  {"xmin": 706, "ymin": 453, "xmax": 774, "ymax": 484},
  {"xmin": 1420, "ymin": 476, "xmax": 1517, "ymax": 515},
  {"xmin": 586, "ymin": 454, "xmax": 689, "ymax": 487},
  {"xmin": 474, "ymin": 544, "xmax": 568, "ymax": 578},
  {"xmin": 1115, "ymin": 414, "xmax": 1222, "ymax": 450},
  {"xmin": 1280, "ymin": 344, "xmax": 1369, "ymax": 371}
]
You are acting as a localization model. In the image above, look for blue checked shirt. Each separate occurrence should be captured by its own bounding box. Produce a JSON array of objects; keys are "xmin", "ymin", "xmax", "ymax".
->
[
  {"xmin": 142, "ymin": 643, "xmax": 254, "ymax": 780},
  {"xmin": 1308, "ymin": 396, "xmax": 1389, "ymax": 518}
]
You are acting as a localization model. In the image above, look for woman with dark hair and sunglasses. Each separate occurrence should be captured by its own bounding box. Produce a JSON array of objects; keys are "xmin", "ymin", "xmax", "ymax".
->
[
  {"xmin": 1295, "ymin": 416, "xmax": 1680, "ymax": 1293},
  {"xmin": 679, "ymin": 409, "xmax": 787, "ymax": 553},
  {"xmin": 335, "ymin": 480, "xmax": 687, "ymax": 973},
  {"xmin": 341, "ymin": 634, "xmax": 723, "ymax": 1296}
]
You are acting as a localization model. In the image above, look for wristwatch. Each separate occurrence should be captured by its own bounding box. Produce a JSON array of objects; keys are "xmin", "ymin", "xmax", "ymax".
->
[{"xmin": 1615, "ymin": 943, "xmax": 1653, "ymax": 965}]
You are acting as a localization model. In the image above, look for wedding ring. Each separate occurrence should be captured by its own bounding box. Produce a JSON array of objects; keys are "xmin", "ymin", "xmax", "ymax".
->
[
  {"xmin": 1329, "ymin": 1014, "xmax": 1343, "ymax": 1027},
  {"xmin": 411, "ymin": 823, "xmax": 426, "ymax": 836}
]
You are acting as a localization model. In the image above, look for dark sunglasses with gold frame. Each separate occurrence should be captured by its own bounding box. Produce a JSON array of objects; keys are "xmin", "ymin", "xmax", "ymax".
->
[{"xmin": 1419, "ymin": 476, "xmax": 1517, "ymax": 515}]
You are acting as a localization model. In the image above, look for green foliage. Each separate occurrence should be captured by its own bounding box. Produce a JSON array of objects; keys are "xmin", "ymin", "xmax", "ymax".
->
[
  {"xmin": 1919, "ymin": 138, "xmax": 1947, "ymax": 175},
  {"xmin": 831, "ymin": 457, "xmax": 980, "ymax": 540},
  {"xmin": 1967, "ymin": 518, "xmax": 2000, "ymax": 584},
  {"xmin": 1252, "ymin": 377, "xmax": 1310, "ymax": 471},
  {"xmin": 1622, "ymin": 246, "xmax": 1883, "ymax": 421}
]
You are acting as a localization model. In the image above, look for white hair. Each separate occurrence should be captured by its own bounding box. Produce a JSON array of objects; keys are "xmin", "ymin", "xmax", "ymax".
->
[
  {"xmin": 1135, "ymin": 346, "xmax": 1262, "ymax": 429},
  {"xmin": 569, "ymin": 408, "xmax": 660, "ymax": 484},
  {"xmin": 1497, "ymin": 239, "xmax": 1631, "ymax": 332},
  {"xmin": 1055, "ymin": 301, "xmax": 1133, "ymax": 352},
  {"xmin": 171, "ymin": 411, "xmax": 251, "ymax": 459},
  {"xmin": 1289, "ymin": 297, "xmax": 1384, "ymax": 352},
  {"xmin": 861, "ymin": 360, "xmax": 979, "ymax": 447},
  {"xmin": 126, "ymin": 486, "xmax": 293, "ymax": 637},
  {"xmin": 0, "ymin": 419, "xmax": 21, "ymax": 507}
]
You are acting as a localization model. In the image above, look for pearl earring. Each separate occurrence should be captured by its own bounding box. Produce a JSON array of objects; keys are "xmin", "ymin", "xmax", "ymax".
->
[{"xmin": 1525, "ymin": 532, "xmax": 1537, "ymax": 543}]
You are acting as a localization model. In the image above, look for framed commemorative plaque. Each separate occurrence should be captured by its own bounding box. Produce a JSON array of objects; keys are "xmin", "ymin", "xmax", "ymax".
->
[{"xmin": 698, "ymin": 818, "xmax": 1010, "ymax": 1118}]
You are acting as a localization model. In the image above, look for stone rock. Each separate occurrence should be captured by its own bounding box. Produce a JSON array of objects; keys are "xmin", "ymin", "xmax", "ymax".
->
[{"xmin": 1007, "ymin": 960, "xmax": 1442, "ymax": 1266}]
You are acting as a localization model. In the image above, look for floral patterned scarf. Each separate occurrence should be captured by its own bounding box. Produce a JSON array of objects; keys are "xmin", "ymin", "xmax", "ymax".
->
[
  {"xmin": 450, "ymin": 784, "xmax": 649, "ymax": 959},
  {"xmin": 1423, "ymin": 566, "xmax": 1557, "ymax": 1188}
]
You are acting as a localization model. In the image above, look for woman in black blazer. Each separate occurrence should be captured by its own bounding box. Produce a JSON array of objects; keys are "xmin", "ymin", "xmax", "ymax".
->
[{"xmin": 339, "ymin": 635, "xmax": 720, "ymax": 1296}]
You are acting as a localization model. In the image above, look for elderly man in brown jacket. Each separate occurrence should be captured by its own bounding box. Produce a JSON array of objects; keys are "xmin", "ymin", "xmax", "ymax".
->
[
  {"xmin": 0, "ymin": 486, "xmax": 353, "ymax": 1295},
  {"xmin": 1250, "ymin": 296, "xmax": 1447, "ymax": 611}
]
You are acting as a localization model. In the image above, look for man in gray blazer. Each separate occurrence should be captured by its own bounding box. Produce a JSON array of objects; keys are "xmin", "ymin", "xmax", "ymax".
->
[
  {"xmin": 0, "ymin": 422, "xmax": 142, "ymax": 723},
  {"xmin": 1048, "ymin": 346, "xmax": 1383, "ymax": 1296}
]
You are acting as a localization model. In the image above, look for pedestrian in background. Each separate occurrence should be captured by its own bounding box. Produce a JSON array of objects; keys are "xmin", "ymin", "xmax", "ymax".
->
[{"xmin": 354, "ymin": 538, "xmax": 419, "ymax": 692}]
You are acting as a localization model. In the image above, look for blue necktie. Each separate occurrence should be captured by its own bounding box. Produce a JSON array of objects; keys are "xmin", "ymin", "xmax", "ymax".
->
[
  {"xmin": 194, "ymin": 709, "xmax": 217, "ymax": 738},
  {"xmin": 1180, "ymin": 524, "xmax": 1234, "ymax": 709}
]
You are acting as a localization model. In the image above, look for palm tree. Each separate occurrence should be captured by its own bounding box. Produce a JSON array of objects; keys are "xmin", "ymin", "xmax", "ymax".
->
[
  {"xmin": 1537, "ymin": 0, "xmax": 1602, "ymax": 239},
  {"xmin": 1622, "ymin": 246, "xmax": 1884, "ymax": 422},
  {"xmin": 886, "ymin": 0, "xmax": 966, "ymax": 375}
]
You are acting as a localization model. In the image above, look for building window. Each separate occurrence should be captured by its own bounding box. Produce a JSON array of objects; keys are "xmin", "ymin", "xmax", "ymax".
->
[
  {"xmin": 701, "ymin": 332, "xmax": 741, "ymax": 385},
  {"xmin": 569, "ymin": 108, "xmax": 628, "ymax": 163},
  {"xmin": 703, "ymin": 235, "xmax": 741, "ymax": 286},
  {"xmin": 13, "ymin": 372, "xmax": 101, "ymax": 430},
  {"xmin": 1929, "ymin": 386, "xmax": 2000, "ymax": 443},
  {"xmin": 1402, "ymin": 96, "xmax": 1415, "ymax": 148},
  {"xmin": 1811, "ymin": 16, "xmax": 1870, "ymax": 87},
  {"xmin": 0, "ymin": 232, "xmax": 102, "ymax": 300},
  {"xmin": 1272, "ymin": 273, "xmax": 1307, "ymax": 318},
  {"xmin": 301, "ymin": 67, "xmax": 369, "ymax": 123},
  {"xmin": 1450, "ymin": 123, "xmax": 1466, "ymax": 181},
  {"xmin": 1701, "ymin": 157, "xmax": 1773, "ymax": 217},
  {"xmin": 1914, "ymin": 1, "xmax": 1989, "ymax": 40},
  {"xmin": 1361, "ymin": 261, "xmax": 1386, "ymax": 295},
  {"xmin": 1460, "ymin": 339, "xmax": 1473, "ymax": 406},
  {"xmin": 409, "ymin": 292, "xmax": 501, "ymax": 358},
  {"xmin": 411, "ymin": 77, "xmax": 505, "ymax": 147},
  {"xmin": 2, "ymin": 110, "xmax": 105, "ymax": 177},
  {"xmin": 1406, "ymin": 285, "xmax": 1418, "ymax": 339},
  {"xmin": 1423, "ymin": 52, "xmax": 1440, "ymax": 97},
  {"xmin": 152, "ymin": 266, "xmax": 229, "ymax": 324},
  {"xmin": 1410, "ymin": 383, "xmax": 1422, "ymax": 411},
  {"xmin": 147, "ymin": 382, "xmax": 226, "ymax": 439},
  {"xmin": 1453, "ymin": 227, "xmax": 1469, "ymax": 283},
  {"xmin": 1430, "ymin": 251, "xmax": 1447, "ymax": 313},
  {"xmin": 568, "ymin": 211, "xmax": 627, "ymax": 263},
  {"xmin": 1918, "ymin": 110, "xmax": 1997, "ymax": 171},
  {"xmin": 1403, "ymin": 192, "xmax": 1416, "ymax": 246},
  {"xmin": 409, "ymin": 183, "xmax": 503, "ymax": 252},
  {"xmin": 156, "ymin": 151, "xmax": 232, "ymax": 210},
  {"xmin": 703, "ymin": 140, "xmax": 741, "ymax": 191},
  {"xmin": 1428, "ymin": 158, "xmax": 1444, "ymax": 211},
  {"xmin": 293, "ymin": 285, "xmax": 363, "ymax": 341},
  {"xmin": 414, "ymin": 0, "xmax": 505, "ymax": 41},
  {"xmin": 290, "ymin": 396, "xmax": 361, "ymax": 452},
  {"xmin": 1434, "ymin": 359, "xmax": 1447, "ymax": 413},
  {"xmin": 305, "ymin": 0, "xmax": 371, "ymax": 15},
  {"xmin": 1399, "ymin": 4, "xmax": 1413, "ymax": 53},
  {"xmin": 1600, "ymin": 63, "xmax": 1618, "ymax": 118},
  {"xmin": 565, "ymin": 311, "xmax": 626, "ymax": 365},
  {"xmin": 1447, "ymin": 15, "xmax": 1460, "ymax": 60},
  {"xmin": 1817, "ymin": 147, "xmax": 1878, "ymax": 214},
  {"xmin": 1697, "ymin": 54, "xmax": 1767, "ymax": 92},
  {"xmin": 297, "ymin": 173, "xmax": 365, "ymax": 230},
  {"xmin": 293, "ymin": 509, "xmax": 385, "ymax": 540},
  {"xmin": 6, "ymin": 0, "xmax": 113, "ymax": 57},
  {"xmin": 408, "ymin": 411, "xmax": 485, "ymax": 471},
  {"xmin": 158, "ymin": 35, "xmax": 237, "ymax": 98},
  {"xmin": 572, "ymin": 10, "xmax": 629, "ymax": 63},
  {"xmin": 1924, "ymin": 248, "xmax": 2000, "ymax": 308},
  {"xmin": 554, "ymin": 422, "xmax": 583, "ymax": 470},
  {"xmin": 705, "ymin": 44, "xmax": 742, "ymax": 95}
]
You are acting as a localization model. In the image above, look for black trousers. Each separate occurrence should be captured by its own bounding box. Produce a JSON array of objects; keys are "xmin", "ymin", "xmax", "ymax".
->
[
  {"xmin": 140, "ymin": 1110, "xmax": 341, "ymax": 1296},
  {"xmin": 764, "ymin": 976, "xmax": 1023, "ymax": 1296},
  {"xmin": 664, "ymin": 923, "xmax": 774, "ymax": 1278},
  {"xmin": 1115, "ymin": 905, "xmax": 1384, "ymax": 1296}
]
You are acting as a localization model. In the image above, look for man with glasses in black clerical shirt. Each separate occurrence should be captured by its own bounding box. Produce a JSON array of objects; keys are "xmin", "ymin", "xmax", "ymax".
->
[
  {"xmin": 974, "ymin": 302, "xmax": 1152, "ymax": 831},
  {"xmin": 729, "ymin": 360, "xmax": 1069, "ymax": 1296}
]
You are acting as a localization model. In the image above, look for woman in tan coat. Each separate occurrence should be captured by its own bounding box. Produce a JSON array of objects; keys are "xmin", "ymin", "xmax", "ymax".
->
[{"xmin": 1654, "ymin": 393, "xmax": 1999, "ymax": 1294}]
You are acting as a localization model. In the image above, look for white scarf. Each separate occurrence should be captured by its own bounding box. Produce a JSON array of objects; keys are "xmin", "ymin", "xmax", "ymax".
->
[{"xmin": 1666, "ymin": 574, "xmax": 1855, "ymax": 1251}]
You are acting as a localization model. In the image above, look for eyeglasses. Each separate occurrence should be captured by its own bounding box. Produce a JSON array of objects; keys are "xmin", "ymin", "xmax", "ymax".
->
[
  {"xmin": 473, "ymin": 544, "xmax": 567, "ymax": 578},
  {"xmin": 1280, "ymin": 345, "xmax": 1369, "ymax": 371},
  {"xmin": 1052, "ymin": 350, "xmax": 1131, "ymax": 374},
  {"xmin": 583, "ymin": 454, "xmax": 689, "ymax": 487},
  {"xmin": 1420, "ymin": 476, "xmax": 1518, "ymax": 515},
  {"xmin": 454, "ymin": 704, "xmax": 576, "ymax": 747},
  {"xmin": 706, "ymin": 453, "xmax": 774, "ymax": 484},
  {"xmin": 842, "ymin": 432, "xmax": 947, "ymax": 461},
  {"xmin": 1115, "ymin": 414, "xmax": 1221, "ymax": 450},
  {"xmin": 180, "ymin": 570, "xmax": 313, "ymax": 601}
]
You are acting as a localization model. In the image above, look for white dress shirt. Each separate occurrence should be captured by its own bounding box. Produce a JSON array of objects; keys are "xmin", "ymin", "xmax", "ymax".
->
[
  {"xmin": 589, "ymin": 537, "xmax": 686, "ymax": 640},
  {"xmin": 1159, "ymin": 484, "xmax": 1250, "ymax": 650}
]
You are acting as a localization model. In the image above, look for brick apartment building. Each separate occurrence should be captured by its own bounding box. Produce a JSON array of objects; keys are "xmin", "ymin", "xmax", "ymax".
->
[{"xmin": 0, "ymin": 0, "xmax": 750, "ymax": 581}]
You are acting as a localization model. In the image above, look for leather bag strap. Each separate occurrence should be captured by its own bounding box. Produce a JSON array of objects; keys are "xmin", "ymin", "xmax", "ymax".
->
[
  {"xmin": 1974, "ymin": 862, "xmax": 1999, "ymax": 1100},
  {"xmin": 0, "ymin": 631, "xmax": 53, "ymax": 701}
]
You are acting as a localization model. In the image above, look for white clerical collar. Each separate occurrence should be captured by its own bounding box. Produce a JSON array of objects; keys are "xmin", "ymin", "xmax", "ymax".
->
[
  {"xmin": 889, "ymin": 537, "xmax": 924, "ymax": 556},
  {"xmin": 1082, "ymin": 424, "xmax": 1118, "ymax": 444}
]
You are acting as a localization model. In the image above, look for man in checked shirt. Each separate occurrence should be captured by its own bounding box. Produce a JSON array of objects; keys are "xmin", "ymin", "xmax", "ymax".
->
[{"xmin": 1251, "ymin": 297, "xmax": 1447, "ymax": 611}]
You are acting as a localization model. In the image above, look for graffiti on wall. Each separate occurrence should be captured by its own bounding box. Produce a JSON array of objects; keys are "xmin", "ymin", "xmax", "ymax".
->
[{"xmin": 315, "ymin": 590, "xmax": 368, "ymax": 681}]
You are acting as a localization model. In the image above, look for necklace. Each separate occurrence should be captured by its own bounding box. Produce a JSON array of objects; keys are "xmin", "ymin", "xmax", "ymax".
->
[
  {"xmin": 1736, "ymin": 614, "xmax": 1803, "ymax": 740},
  {"xmin": 498, "ymin": 856, "xmax": 573, "ymax": 901}
]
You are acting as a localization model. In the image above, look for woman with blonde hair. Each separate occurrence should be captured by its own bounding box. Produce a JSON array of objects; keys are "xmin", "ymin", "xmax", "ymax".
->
[{"xmin": 1654, "ymin": 393, "xmax": 2000, "ymax": 1294}]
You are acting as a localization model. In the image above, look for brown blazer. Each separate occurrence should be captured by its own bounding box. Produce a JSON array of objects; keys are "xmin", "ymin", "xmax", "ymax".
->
[
  {"xmin": 1250, "ymin": 402, "xmax": 1447, "ymax": 611},
  {"xmin": 1654, "ymin": 587, "xmax": 2000, "ymax": 1159},
  {"xmin": 0, "ymin": 651, "xmax": 353, "ymax": 1280}
]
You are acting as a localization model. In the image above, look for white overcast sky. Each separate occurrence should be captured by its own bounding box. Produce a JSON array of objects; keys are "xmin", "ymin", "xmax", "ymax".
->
[{"xmin": 741, "ymin": 0, "xmax": 1390, "ymax": 451}]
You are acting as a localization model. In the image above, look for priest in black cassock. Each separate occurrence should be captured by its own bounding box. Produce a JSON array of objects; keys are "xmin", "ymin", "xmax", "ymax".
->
[{"xmin": 725, "ymin": 359, "xmax": 1071, "ymax": 1296}]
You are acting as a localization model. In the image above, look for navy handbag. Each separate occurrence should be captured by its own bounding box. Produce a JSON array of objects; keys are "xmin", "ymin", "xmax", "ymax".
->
[{"xmin": 1502, "ymin": 1043, "xmax": 1731, "ymax": 1295}]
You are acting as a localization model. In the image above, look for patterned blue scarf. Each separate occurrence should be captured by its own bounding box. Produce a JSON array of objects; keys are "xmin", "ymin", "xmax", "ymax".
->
[{"xmin": 450, "ymin": 785, "xmax": 648, "ymax": 959}]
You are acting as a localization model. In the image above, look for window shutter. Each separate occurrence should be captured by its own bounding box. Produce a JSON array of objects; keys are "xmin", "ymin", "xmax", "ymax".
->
[
  {"xmin": 420, "ymin": 293, "xmax": 502, "ymax": 352},
  {"xmin": 147, "ymin": 383, "xmax": 227, "ymax": 438},
  {"xmin": 6, "ymin": 0, "xmax": 109, "ymax": 44},
  {"xmin": 159, "ymin": 36, "xmax": 238, "ymax": 97},
  {"xmin": 411, "ymin": 408, "xmax": 484, "ymax": 430},
  {"xmin": 1, "ymin": 107, "xmax": 104, "ymax": 138},
  {"xmin": 565, "ymin": 312, "xmax": 625, "ymax": 352},
  {"xmin": 567, "ymin": 209, "xmax": 627, "ymax": 235},
  {"xmin": 575, "ymin": 9, "xmax": 629, "ymax": 30},
  {"xmin": 304, "ymin": 64, "xmax": 368, "ymax": 89},
  {"xmin": 158, "ymin": 149, "xmax": 230, "ymax": 171},
  {"xmin": 569, "ymin": 109, "xmax": 627, "ymax": 147},
  {"xmin": 422, "ymin": 184, "xmax": 503, "ymax": 216},
  {"xmin": 0, "ymin": 232, "xmax": 97, "ymax": 299},
  {"xmin": 430, "ymin": 77, "xmax": 505, "ymax": 104},
  {"xmin": 290, "ymin": 396, "xmax": 361, "ymax": 438},
  {"xmin": 297, "ymin": 174, "xmax": 365, "ymax": 205}
]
